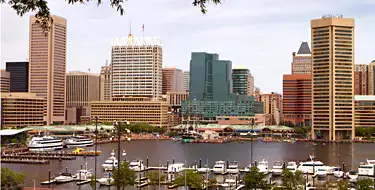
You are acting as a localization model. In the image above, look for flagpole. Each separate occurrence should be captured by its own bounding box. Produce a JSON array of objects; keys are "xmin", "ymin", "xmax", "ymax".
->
[{"xmin": 142, "ymin": 24, "xmax": 145, "ymax": 44}]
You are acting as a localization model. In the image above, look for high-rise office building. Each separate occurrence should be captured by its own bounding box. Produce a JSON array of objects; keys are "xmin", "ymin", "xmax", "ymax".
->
[
  {"xmin": 291, "ymin": 42, "xmax": 312, "ymax": 74},
  {"xmin": 183, "ymin": 71, "xmax": 190, "ymax": 92},
  {"xmin": 189, "ymin": 52, "xmax": 232, "ymax": 101},
  {"xmin": 162, "ymin": 68, "xmax": 184, "ymax": 95},
  {"xmin": 29, "ymin": 15, "xmax": 67, "ymax": 124},
  {"xmin": 5, "ymin": 62, "xmax": 29, "ymax": 92},
  {"xmin": 66, "ymin": 71, "xmax": 100, "ymax": 124},
  {"xmin": 1, "ymin": 70, "xmax": 10, "ymax": 93},
  {"xmin": 232, "ymin": 66, "xmax": 254, "ymax": 96},
  {"xmin": 355, "ymin": 64, "xmax": 368, "ymax": 95},
  {"xmin": 367, "ymin": 60, "xmax": 375, "ymax": 95},
  {"xmin": 111, "ymin": 35, "xmax": 162, "ymax": 100},
  {"xmin": 260, "ymin": 92, "xmax": 282, "ymax": 125},
  {"xmin": 100, "ymin": 61, "xmax": 112, "ymax": 101},
  {"xmin": 282, "ymin": 74, "xmax": 312, "ymax": 127},
  {"xmin": 311, "ymin": 15, "xmax": 355, "ymax": 140}
]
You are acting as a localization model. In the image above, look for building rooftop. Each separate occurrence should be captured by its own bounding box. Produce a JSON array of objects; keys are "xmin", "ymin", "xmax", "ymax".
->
[
  {"xmin": 171, "ymin": 124, "xmax": 294, "ymax": 132},
  {"xmin": 297, "ymin": 42, "xmax": 311, "ymax": 55},
  {"xmin": 354, "ymin": 95, "xmax": 375, "ymax": 101}
]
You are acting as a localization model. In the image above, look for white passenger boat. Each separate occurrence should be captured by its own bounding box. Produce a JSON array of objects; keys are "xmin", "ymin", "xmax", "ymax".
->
[
  {"xmin": 332, "ymin": 167, "xmax": 344, "ymax": 178},
  {"xmin": 286, "ymin": 162, "xmax": 297, "ymax": 173},
  {"xmin": 64, "ymin": 136, "xmax": 93, "ymax": 148},
  {"xmin": 98, "ymin": 173, "xmax": 114, "ymax": 186},
  {"xmin": 271, "ymin": 161, "xmax": 283, "ymax": 176},
  {"xmin": 213, "ymin": 161, "xmax": 226, "ymax": 174},
  {"xmin": 167, "ymin": 163, "xmax": 185, "ymax": 173},
  {"xmin": 227, "ymin": 161, "xmax": 239, "ymax": 174},
  {"xmin": 75, "ymin": 169, "xmax": 93, "ymax": 181},
  {"xmin": 102, "ymin": 151, "xmax": 118, "ymax": 171},
  {"xmin": 129, "ymin": 160, "xmax": 146, "ymax": 172},
  {"xmin": 28, "ymin": 135, "xmax": 63, "ymax": 152},
  {"xmin": 257, "ymin": 159, "xmax": 269, "ymax": 174},
  {"xmin": 55, "ymin": 173, "xmax": 74, "ymax": 183},
  {"xmin": 358, "ymin": 159, "xmax": 375, "ymax": 176},
  {"xmin": 297, "ymin": 155, "xmax": 324, "ymax": 174}
]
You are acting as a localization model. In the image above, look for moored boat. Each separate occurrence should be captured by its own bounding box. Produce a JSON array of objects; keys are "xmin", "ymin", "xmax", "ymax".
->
[
  {"xmin": 27, "ymin": 135, "xmax": 63, "ymax": 152},
  {"xmin": 98, "ymin": 172, "xmax": 114, "ymax": 186},
  {"xmin": 64, "ymin": 136, "xmax": 93, "ymax": 148},
  {"xmin": 102, "ymin": 151, "xmax": 118, "ymax": 171},
  {"xmin": 55, "ymin": 173, "xmax": 74, "ymax": 183},
  {"xmin": 213, "ymin": 161, "xmax": 226, "ymax": 174},
  {"xmin": 227, "ymin": 161, "xmax": 239, "ymax": 174},
  {"xmin": 286, "ymin": 161, "xmax": 297, "ymax": 173},
  {"xmin": 271, "ymin": 161, "xmax": 283, "ymax": 176},
  {"xmin": 257, "ymin": 159, "xmax": 269, "ymax": 174}
]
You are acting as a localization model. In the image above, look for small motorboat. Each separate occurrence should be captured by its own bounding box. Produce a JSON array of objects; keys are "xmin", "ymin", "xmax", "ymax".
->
[
  {"xmin": 244, "ymin": 164, "xmax": 252, "ymax": 172},
  {"xmin": 167, "ymin": 163, "xmax": 184, "ymax": 173},
  {"xmin": 102, "ymin": 151, "xmax": 118, "ymax": 171},
  {"xmin": 346, "ymin": 170, "xmax": 358, "ymax": 180},
  {"xmin": 227, "ymin": 161, "xmax": 239, "ymax": 174},
  {"xmin": 197, "ymin": 167, "xmax": 210, "ymax": 173},
  {"xmin": 271, "ymin": 161, "xmax": 283, "ymax": 176},
  {"xmin": 55, "ymin": 173, "xmax": 74, "ymax": 183},
  {"xmin": 75, "ymin": 169, "xmax": 93, "ymax": 181},
  {"xmin": 129, "ymin": 160, "xmax": 146, "ymax": 172},
  {"xmin": 286, "ymin": 161, "xmax": 297, "ymax": 173},
  {"xmin": 257, "ymin": 159, "xmax": 269, "ymax": 174},
  {"xmin": 332, "ymin": 167, "xmax": 344, "ymax": 178},
  {"xmin": 212, "ymin": 161, "xmax": 226, "ymax": 174},
  {"xmin": 98, "ymin": 173, "xmax": 114, "ymax": 186}
]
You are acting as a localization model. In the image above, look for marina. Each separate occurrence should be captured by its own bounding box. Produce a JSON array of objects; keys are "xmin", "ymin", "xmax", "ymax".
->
[{"xmin": 2, "ymin": 140, "xmax": 375, "ymax": 189}]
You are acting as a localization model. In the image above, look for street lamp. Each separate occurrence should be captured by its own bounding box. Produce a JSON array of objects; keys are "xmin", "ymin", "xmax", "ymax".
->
[
  {"xmin": 122, "ymin": 150, "xmax": 127, "ymax": 162},
  {"xmin": 91, "ymin": 116, "xmax": 99, "ymax": 190}
]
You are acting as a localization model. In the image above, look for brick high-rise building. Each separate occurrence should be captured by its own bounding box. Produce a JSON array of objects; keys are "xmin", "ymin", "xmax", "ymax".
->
[
  {"xmin": 6, "ymin": 62, "xmax": 29, "ymax": 92},
  {"xmin": 367, "ymin": 60, "xmax": 375, "ymax": 95},
  {"xmin": 282, "ymin": 74, "xmax": 312, "ymax": 127},
  {"xmin": 1, "ymin": 70, "xmax": 10, "ymax": 93},
  {"xmin": 162, "ymin": 68, "xmax": 184, "ymax": 95},
  {"xmin": 355, "ymin": 64, "xmax": 368, "ymax": 95},
  {"xmin": 311, "ymin": 15, "xmax": 355, "ymax": 140},
  {"xmin": 29, "ymin": 15, "xmax": 67, "ymax": 124},
  {"xmin": 291, "ymin": 42, "xmax": 312, "ymax": 74},
  {"xmin": 100, "ymin": 61, "xmax": 112, "ymax": 101},
  {"xmin": 66, "ymin": 71, "xmax": 100, "ymax": 124},
  {"xmin": 111, "ymin": 34, "xmax": 162, "ymax": 100},
  {"xmin": 183, "ymin": 71, "xmax": 190, "ymax": 92},
  {"xmin": 260, "ymin": 92, "xmax": 282, "ymax": 125}
]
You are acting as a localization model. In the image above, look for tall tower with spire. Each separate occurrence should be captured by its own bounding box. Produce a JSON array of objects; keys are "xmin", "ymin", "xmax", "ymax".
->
[{"xmin": 291, "ymin": 42, "xmax": 312, "ymax": 74}]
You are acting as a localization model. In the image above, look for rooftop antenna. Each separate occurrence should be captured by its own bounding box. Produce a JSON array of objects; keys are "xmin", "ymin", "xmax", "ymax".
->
[
  {"xmin": 88, "ymin": 68, "xmax": 91, "ymax": 73},
  {"xmin": 105, "ymin": 60, "xmax": 108, "ymax": 66},
  {"xmin": 129, "ymin": 20, "xmax": 132, "ymax": 36}
]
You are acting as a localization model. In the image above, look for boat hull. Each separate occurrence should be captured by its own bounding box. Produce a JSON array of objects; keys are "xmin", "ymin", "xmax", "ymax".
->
[
  {"xmin": 55, "ymin": 177, "xmax": 74, "ymax": 183},
  {"xmin": 66, "ymin": 142, "xmax": 94, "ymax": 148}
]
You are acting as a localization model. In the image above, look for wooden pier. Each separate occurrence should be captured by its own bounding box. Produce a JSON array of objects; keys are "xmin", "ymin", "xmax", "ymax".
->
[
  {"xmin": 0, "ymin": 158, "xmax": 49, "ymax": 164},
  {"xmin": 2, "ymin": 154, "xmax": 76, "ymax": 161},
  {"xmin": 20, "ymin": 151, "xmax": 101, "ymax": 157}
]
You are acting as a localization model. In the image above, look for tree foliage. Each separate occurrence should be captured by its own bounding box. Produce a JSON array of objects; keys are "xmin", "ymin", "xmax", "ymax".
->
[
  {"xmin": 146, "ymin": 171, "xmax": 165, "ymax": 186},
  {"xmin": 1, "ymin": 0, "xmax": 221, "ymax": 31},
  {"xmin": 357, "ymin": 178, "xmax": 375, "ymax": 190},
  {"xmin": 355, "ymin": 127, "xmax": 375, "ymax": 138},
  {"xmin": 1, "ymin": 167, "xmax": 25, "ymax": 190},
  {"xmin": 113, "ymin": 162, "xmax": 136, "ymax": 190},
  {"xmin": 337, "ymin": 180, "xmax": 350, "ymax": 190},
  {"xmin": 280, "ymin": 169, "xmax": 305, "ymax": 190},
  {"xmin": 173, "ymin": 170, "xmax": 203, "ymax": 189},
  {"xmin": 243, "ymin": 166, "xmax": 270, "ymax": 190}
]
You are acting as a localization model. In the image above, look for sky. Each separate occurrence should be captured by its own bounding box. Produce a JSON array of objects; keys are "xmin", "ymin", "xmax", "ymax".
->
[{"xmin": 1, "ymin": 0, "xmax": 375, "ymax": 93}]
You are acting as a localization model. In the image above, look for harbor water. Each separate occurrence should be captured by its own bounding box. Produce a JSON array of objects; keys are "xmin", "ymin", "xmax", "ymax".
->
[{"xmin": 3, "ymin": 140, "xmax": 375, "ymax": 189}]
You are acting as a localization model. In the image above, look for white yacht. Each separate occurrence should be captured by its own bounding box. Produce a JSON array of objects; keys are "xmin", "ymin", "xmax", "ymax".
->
[
  {"xmin": 98, "ymin": 173, "xmax": 114, "ymax": 186},
  {"xmin": 167, "ymin": 163, "xmax": 185, "ymax": 173},
  {"xmin": 227, "ymin": 161, "xmax": 239, "ymax": 174},
  {"xmin": 244, "ymin": 164, "xmax": 252, "ymax": 172},
  {"xmin": 257, "ymin": 159, "xmax": 269, "ymax": 174},
  {"xmin": 332, "ymin": 167, "xmax": 344, "ymax": 178},
  {"xmin": 297, "ymin": 156, "xmax": 325, "ymax": 174},
  {"xmin": 286, "ymin": 162, "xmax": 298, "ymax": 173},
  {"xmin": 75, "ymin": 169, "xmax": 93, "ymax": 181},
  {"xmin": 346, "ymin": 170, "xmax": 358, "ymax": 180},
  {"xmin": 314, "ymin": 166, "xmax": 328, "ymax": 178},
  {"xmin": 28, "ymin": 135, "xmax": 63, "ymax": 152},
  {"xmin": 64, "ymin": 136, "xmax": 93, "ymax": 148},
  {"xmin": 55, "ymin": 173, "xmax": 74, "ymax": 183},
  {"xmin": 197, "ymin": 167, "xmax": 210, "ymax": 173},
  {"xmin": 271, "ymin": 161, "xmax": 283, "ymax": 176},
  {"xmin": 213, "ymin": 161, "xmax": 226, "ymax": 174},
  {"xmin": 358, "ymin": 159, "xmax": 375, "ymax": 176},
  {"xmin": 102, "ymin": 151, "xmax": 118, "ymax": 171},
  {"xmin": 129, "ymin": 160, "xmax": 146, "ymax": 172}
]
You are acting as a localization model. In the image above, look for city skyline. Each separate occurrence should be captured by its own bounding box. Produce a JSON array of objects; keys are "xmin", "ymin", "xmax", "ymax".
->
[{"xmin": 2, "ymin": 0, "xmax": 375, "ymax": 93}]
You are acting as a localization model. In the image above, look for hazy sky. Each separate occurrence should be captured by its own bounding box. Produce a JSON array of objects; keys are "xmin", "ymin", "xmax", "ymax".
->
[{"xmin": 1, "ymin": 0, "xmax": 375, "ymax": 93}]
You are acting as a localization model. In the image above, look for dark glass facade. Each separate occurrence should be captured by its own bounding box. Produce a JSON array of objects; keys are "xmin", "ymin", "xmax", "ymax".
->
[
  {"xmin": 5, "ymin": 62, "xmax": 29, "ymax": 92},
  {"xmin": 232, "ymin": 69, "xmax": 250, "ymax": 95}
]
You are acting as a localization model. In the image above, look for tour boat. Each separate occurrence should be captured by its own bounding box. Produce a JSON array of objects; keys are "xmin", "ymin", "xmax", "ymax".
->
[
  {"xmin": 55, "ymin": 173, "xmax": 74, "ymax": 183},
  {"xmin": 286, "ymin": 162, "xmax": 297, "ymax": 173},
  {"xmin": 297, "ymin": 155, "xmax": 324, "ymax": 174},
  {"xmin": 167, "ymin": 163, "xmax": 185, "ymax": 173},
  {"xmin": 271, "ymin": 161, "xmax": 283, "ymax": 176},
  {"xmin": 28, "ymin": 135, "xmax": 63, "ymax": 152},
  {"xmin": 129, "ymin": 160, "xmax": 146, "ymax": 172},
  {"xmin": 64, "ymin": 136, "xmax": 93, "ymax": 148},
  {"xmin": 102, "ymin": 151, "xmax": 118, "ymax": 171},
  {"xmin": 257, "ymin": 159, "xmax": 269, "ymax": 174},
  {"xmin": 98, "ymin": 172, "xmax": 114, "ymax": 186},
  {"xmin": 332, "ymin": 167, "xmax": 344, "ymax": 178},
  {"xmin": 244, "ymin": 164, "xmax": 252, "ymax": 172},
  {"xmin": 358, "ymin": 159, "xmax": 375, "ymax": 176},
  {"xmin": 227, "ymin": 161, "xmax": 239, "ymax": 174},
  {"xmin": 213, "ymin": 161, "xmax": 226, "ymax": 174},
  {"xmin": 346, "ymin": 170, "xmax": 358, "ymax": 180}
]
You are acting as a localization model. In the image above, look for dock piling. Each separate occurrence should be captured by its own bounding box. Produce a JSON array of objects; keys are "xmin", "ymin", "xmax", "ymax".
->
[
  {"xmin": 194, "ymin": 160, "xmax": 197, "ymax": 170},
  {"xmin": 48, "ymin": 170, "xmax": 51, "ymax": 184},
  {"xmin": 167, "ymin": 160, "xmax": 169, "ymax": 170},
  {"xmin": 146, "ymin": 157, "xmax": 149, "ymax": 168},
  {"xmin": 199, "ymin": 159, "xmax": 202, "ymax": 168},
  {"xmin": 173, "ymin": 158, "xmax": 175, "ymax": 164},
  {"xmin": 226, "ymin": 161, "xmax": 229, "ymax": 169}
]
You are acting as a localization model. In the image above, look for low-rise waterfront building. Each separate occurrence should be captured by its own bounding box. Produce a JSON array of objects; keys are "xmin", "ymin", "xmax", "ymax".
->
[
  {"xmin": 90, "ymin": 100, "xmax": 170, "ymax": 129},
  {"xmin": 355, "ymin": 95, "xmax": 375, "ymax": 128},
  {"xmin": 1, "ymin": 70, "xmax": 10, "ymax": 93},
  {"xmin": 1, "ymin": 93, "xmax": 45, "ymax": 129}
]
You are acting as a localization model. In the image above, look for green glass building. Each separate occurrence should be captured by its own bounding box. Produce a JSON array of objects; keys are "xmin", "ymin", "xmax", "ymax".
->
[
  {"xmin": 189, "ymin": 52, "xmax": 232, "ymax": 101},
  {"xmin": 232, "ymin": 68, "xmax": 250, "ymax": 95}
]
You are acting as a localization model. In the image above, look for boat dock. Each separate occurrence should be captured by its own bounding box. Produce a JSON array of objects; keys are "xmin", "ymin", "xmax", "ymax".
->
[
  {"xmin": 2, "ymin": 154, "xmax": 76, "ymax": 161},
  {"xmin": 0, "ymin": 158, "xmax": 49, "ymax": 164},
  {"xmin": 22, "ymin": 151, "xmax": 101, "ymax": 157}
]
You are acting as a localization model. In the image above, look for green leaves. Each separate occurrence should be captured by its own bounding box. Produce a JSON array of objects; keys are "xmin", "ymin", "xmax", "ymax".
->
[
  {"xmin": 173, "ymin": 170, "xmax": 204, "ymax": 189},
  {"xmin": 280, "ymin": 169, "xmax": 305, "ymax": 190},
  {"xmin": 146, "ymin": 171, "xmax": 165, "ymax": 185},
  {"xmin": 243, "ymin": 166, "xmax": 271, "ymax": 189},
  {"xmin": 112, "ymin": 162, "xmax": 136, "ymax": 190},
  {"xmin": 1, "ymin": 167, "xmax": 25, "ymax": 190},
  {"xmin": 357, "ymin": 178, "xmax": 375, "ymax": 190}
]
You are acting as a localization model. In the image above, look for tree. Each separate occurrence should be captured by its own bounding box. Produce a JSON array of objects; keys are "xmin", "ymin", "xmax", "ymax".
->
[
  {"xmin": 1, "ymin": 167, "xmax": 25, "ymax": 190},
  {"xmin": 337, "ymin": 180, "xmax": 350, "ymax": 190},
  {"xmin": 357, "ymin": 178, "xmax": 375, "ymax": 190},
  {"xmin": 243, "ymin": 166, "xmax": 270, "ymax": 190},
  {"xmin": 2, "ymin": 0, "xmax": 221, "ymax": 31},
  {"xmin": 90, "ymin": 175, "xmax": 96, "ymax": 189},
  {"xmin": 280, "ymin": 169, "xmax": 305, "ymax": 190},
  {"xmin": 146, "ymin": 171, "xmax": 165, "ymax": 190},
  {"xmin": 113, "ymin": 162, "xmax": 136, "ymax": 190},
  {"xmin": 173, "ymin": 170, "xmax": 203, "ymax": 189}
]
